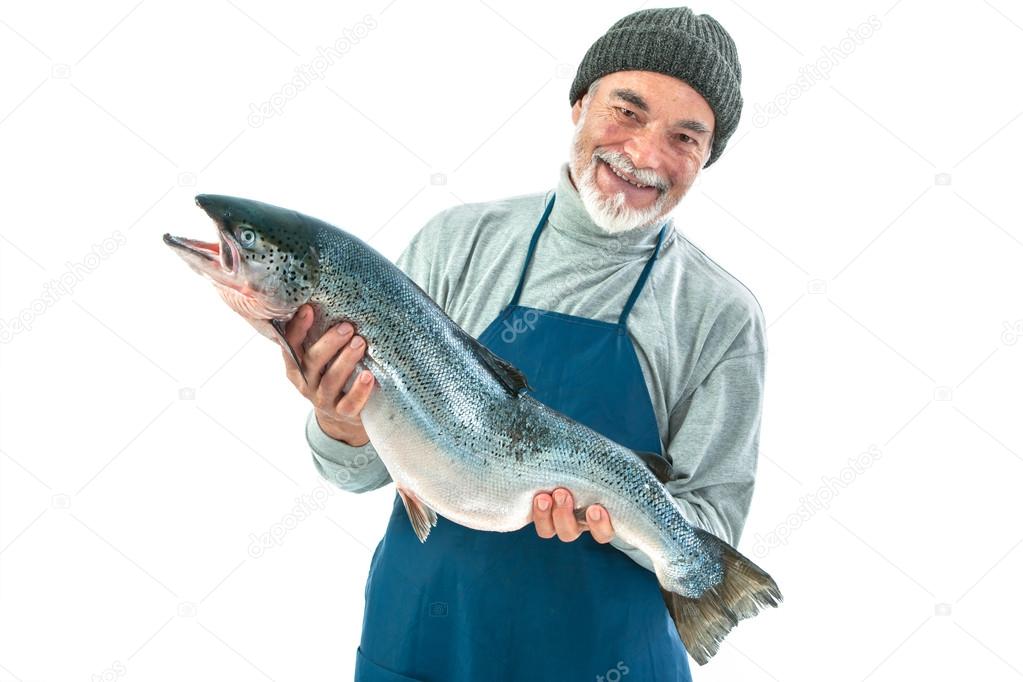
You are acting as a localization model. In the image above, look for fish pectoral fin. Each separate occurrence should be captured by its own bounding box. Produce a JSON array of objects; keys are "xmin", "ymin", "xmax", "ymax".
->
[
  {"xmin": 396, "ymin": 486, "xmax": 438, "ymax": 543},
  {"xmin": 270, "ymin": 318, "xmax": 307, "ymax": 385},
  {"xmin": 466, "ymin": 337, "xmax": 532, "ymax": 395},
  {"xmin": 632, "ymin": 450, "xmax": 672, "ymax": 484}
]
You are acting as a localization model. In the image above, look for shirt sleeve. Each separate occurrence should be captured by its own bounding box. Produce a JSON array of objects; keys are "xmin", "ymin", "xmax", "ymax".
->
[
  {"xmin": 306, "ymin": 209, "xmax": 447, "ymax": 493},
  {"xmin": 609, "ymin": 314, "xmax": 767, "ymax": 572},
  {"xmin": 307, "ymin": 409, "xmax": 391, "ymax": 493}
]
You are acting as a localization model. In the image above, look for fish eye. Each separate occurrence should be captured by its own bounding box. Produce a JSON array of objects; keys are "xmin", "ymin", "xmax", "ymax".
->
[{"xmin": 238, "ymin": 227, "xmax": 256, "ymax": 246}]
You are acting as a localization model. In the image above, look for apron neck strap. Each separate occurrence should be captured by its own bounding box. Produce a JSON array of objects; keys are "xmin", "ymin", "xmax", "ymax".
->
[
  {"xmin": 508, "ymin": 192, "xmax": 556, "ymax": 309},
  {"xmin": 508, "ymin": 192, "xmax": 669, "ymax": 329},
  {"xmin": 617, "ymin": 222, "xmax": 668, "ymax": 329}
]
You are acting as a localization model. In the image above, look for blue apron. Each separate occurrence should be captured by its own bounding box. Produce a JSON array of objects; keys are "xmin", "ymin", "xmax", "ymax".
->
[{"xmin": 355, "ymin": 194, "xmax": 692, "ymax": 681}]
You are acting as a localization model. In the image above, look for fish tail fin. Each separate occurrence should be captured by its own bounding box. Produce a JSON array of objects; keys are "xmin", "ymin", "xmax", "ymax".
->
[{"xmin": 660, "ymin": 527, "xmax": 782, "ymax": 666}]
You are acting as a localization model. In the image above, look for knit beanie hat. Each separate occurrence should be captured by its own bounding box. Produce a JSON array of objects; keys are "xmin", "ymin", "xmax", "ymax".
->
[{"xmin": 569, "ymin": 7, "xmax": 743, "ymax": 167}]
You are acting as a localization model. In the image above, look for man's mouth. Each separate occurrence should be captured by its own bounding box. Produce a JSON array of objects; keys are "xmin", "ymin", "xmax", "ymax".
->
[
  {"xmin": 600, "ymin": 158, "xmax": 655, "ymax": 189},
  {"xmin": 596, "ymin": 158, "xmax": 664, "ymax": 201}
]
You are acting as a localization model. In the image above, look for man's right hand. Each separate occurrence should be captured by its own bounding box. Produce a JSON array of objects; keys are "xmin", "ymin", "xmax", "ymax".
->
[{"xmin": 283, "ymin": 303, "xmax": 375, "ymax": 446}]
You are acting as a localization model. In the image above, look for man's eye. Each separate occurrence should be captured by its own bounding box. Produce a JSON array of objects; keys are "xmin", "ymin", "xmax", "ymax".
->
[
  {"xmin": 617, "ymin": 107, "xmax": 636, "ymax": 119},
  {"xmin": 678, "ymin": 133, "xmax": 694, "ymax": 145}
]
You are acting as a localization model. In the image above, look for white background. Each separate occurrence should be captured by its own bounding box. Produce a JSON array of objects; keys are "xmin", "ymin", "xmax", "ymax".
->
[{"xmin": 1, "ymin": 1, "xmax": 1021, "ymax": 680}]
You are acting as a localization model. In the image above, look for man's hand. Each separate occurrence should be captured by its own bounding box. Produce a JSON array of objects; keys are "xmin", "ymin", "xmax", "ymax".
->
[
  {"xmin": 283, "ymin": 303, "xmax": 374, "ymax": 446},
  {"xmin": 532, "ymin": 488, "xmax": 615, "ymax": 543}
]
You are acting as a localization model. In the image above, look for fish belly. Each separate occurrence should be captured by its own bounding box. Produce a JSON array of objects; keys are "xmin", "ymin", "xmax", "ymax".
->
[
  {"xmin": 359, "ymin": 380, "xmax": 669, "ymax": 568},
  {"xmin": 360, "ymin": 382, "xmax": 538, "ymax": 532}
]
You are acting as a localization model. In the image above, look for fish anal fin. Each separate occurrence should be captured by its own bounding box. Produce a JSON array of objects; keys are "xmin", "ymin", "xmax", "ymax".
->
[{"xmin": 397, "ymin": 486, "xmax": 438, "ymax": 543}]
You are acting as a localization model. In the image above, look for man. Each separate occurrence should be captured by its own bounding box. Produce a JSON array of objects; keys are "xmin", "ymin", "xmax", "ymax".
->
[{"xmin": 284, "ymin": 7, "xmax": 764, "ymax": 681}]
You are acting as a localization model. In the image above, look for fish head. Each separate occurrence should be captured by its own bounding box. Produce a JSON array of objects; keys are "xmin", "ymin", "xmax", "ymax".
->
[{"xmin": 163, "ymin": 195, "xmax": 321, "ymax": 372}]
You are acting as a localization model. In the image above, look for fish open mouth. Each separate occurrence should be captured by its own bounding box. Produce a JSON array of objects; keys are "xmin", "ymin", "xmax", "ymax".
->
[{"xmin": 163, "ymin": 202, "xmax": 238, "ymax": 274}]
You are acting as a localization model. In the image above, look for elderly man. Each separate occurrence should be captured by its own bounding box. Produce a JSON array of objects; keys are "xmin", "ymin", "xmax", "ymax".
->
[{"xmin": 285, "ymin": 7, "xmax": 763, "ymax": 681}]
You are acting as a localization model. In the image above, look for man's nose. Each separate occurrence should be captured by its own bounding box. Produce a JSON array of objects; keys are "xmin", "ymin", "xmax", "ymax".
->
[{"xmin": 622, "ymin": 126, "xmax": 663, "ymax": 172}]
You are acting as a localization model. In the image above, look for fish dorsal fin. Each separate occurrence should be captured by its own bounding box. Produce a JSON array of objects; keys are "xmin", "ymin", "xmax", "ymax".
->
[
  {"xmin": 397, "ymin": 486, "xmax": 437, "ymax": 543},
  {"xmin": 466, "ymin": 336, "xmax": 532, "ymax": 396},
  {"xmin": 633, "ymin": 450, "xmax": 672, "ymax": 484}
]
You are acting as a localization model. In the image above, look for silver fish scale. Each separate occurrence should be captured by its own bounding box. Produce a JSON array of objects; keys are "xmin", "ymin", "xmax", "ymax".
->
[{"xmin": 304, "ymin": 222, "xmax": 721, "ymax": 596}]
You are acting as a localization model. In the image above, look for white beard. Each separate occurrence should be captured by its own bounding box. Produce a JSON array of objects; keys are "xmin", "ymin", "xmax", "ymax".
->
[{"xmin": 569, "ymin": 127, "xmax": 673, "ymax": 235}]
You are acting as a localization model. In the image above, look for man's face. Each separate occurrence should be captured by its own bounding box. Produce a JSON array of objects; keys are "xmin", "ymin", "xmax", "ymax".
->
[{"xmin": 569, "ymin": 70, "xmax": 715, "ymax": 233}]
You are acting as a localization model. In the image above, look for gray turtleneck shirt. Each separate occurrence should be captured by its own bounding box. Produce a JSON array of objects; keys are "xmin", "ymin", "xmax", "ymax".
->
[{"xmin": 306, "ymin": 162, "xmax": 767, "ymax": 571}]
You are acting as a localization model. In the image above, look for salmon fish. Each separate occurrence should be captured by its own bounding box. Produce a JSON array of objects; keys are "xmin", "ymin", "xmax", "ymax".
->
[{"xmin": 163, "ymin": 194, "xmax": 782, "ymax": 664}]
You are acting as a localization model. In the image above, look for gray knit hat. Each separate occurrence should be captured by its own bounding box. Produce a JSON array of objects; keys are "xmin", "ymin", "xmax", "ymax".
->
[{"xmin": 569, "ymin": 7, "xmax": 743, "ymax": 167}]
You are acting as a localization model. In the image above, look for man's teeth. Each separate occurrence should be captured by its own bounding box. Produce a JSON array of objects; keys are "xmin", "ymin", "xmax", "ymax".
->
[{"xmin": 605, "ymin": 160, "xmax": 651, "ymax": 189}]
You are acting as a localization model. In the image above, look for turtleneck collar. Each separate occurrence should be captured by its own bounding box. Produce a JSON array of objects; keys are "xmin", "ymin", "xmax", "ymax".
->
[{"xmin": 545, "ymin": 162, "xmax": 675, "ymax": 251}]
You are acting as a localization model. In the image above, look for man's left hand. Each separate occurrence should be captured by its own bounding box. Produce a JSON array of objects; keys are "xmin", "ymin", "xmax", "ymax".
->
[{"xmin": 532, "ymin": 488, "xmax": 615, "ymax": 543}]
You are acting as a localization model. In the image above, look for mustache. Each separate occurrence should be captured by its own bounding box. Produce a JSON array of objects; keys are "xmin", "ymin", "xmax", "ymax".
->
[{"xmin": 592, "ymin": 149, "xmax": 670, "ymax": 191}]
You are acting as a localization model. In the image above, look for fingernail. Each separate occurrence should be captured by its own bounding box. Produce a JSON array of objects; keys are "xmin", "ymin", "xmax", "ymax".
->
[
  {"xmin": 587, "ymin": 506, "xmax": 601, "ymax": 521},
  {"xmin": 350, "ymin": 336, "xmax": 364, "ymax": 348},
  {"xmin": 537, "ymin": 497, "xmax": 550, "ymax": 511},
  {"xmin": 336, "ymin": 322, "xmax": 353, "ymax": 336},
  {"xmin": 554, "ymin": 491, "xmax": 567, "ymax": 506},
  {"xmin": 360, "ymin": 371, "xmax": 372, "ymax": 383}
]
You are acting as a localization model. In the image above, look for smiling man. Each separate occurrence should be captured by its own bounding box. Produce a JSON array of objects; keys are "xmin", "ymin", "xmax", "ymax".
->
[
  {"xmin": 571, "ymin": 71, "xmax": 715, "ymax": 233},
  {"xmin": 290, "ymin": 7, "xmax": 764, "ymax": 681}
]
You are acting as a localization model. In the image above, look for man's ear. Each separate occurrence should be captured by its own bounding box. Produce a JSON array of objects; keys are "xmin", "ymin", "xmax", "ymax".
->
[{"xmin": 571, "ymin": 99, "xmax": 582, "ymax": 126}]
